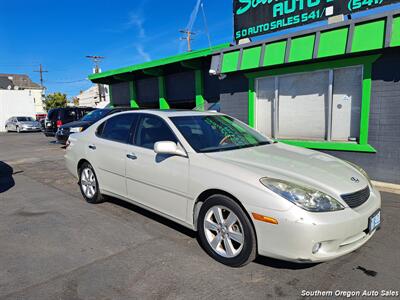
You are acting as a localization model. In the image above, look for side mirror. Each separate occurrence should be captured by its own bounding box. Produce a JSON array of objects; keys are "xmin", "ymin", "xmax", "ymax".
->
[{"xmin": 154, "ymin": 141, "xmax": 187, "ymax": 157}]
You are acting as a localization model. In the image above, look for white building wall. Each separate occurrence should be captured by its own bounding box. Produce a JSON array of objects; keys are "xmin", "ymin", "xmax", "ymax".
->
[
  {"xmin": 77, "ymin": 85, "xmax": 110, "ymax": 108},
  {"xmin": 0, "ymin": 90, "xmax": 36, "ymax": 132},
  {"xmin": 29, "ymin": 89, "xmax": 45, "ymax": 114}
]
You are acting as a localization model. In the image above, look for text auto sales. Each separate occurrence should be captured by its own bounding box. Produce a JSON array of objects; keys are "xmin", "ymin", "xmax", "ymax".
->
[{"xmin": 235, "ymin": 0, "xmax": 329, "ymax": 39}]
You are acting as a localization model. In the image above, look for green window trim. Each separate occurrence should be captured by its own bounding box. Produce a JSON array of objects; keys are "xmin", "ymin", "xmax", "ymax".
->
[
  {"xmin": 129, "ymin": 81, "xmax": 139, "ymax": 108},
  {"xmin": 195, "ymin": 69, "xmax": 205, "ymax": 111},
  {"xmin": 158, "ymin": 76, "xmax": 170, "ymax": 109},
  {"xmin": 246, "ymin": 55, "xmax": 380, "ymax": 153}
]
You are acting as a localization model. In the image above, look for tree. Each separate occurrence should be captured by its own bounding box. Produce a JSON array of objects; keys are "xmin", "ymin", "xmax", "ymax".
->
[{"xmin": 43, "ymin": 92, "xmax": 67, "ymax": 111}]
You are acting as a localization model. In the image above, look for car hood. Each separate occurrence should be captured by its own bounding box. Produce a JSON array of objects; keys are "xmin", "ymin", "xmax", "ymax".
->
[
  {"xmin": 19, "ymin": 121, "xmax": 40, "ymax": 126},
  {"xmin": 204, "ymin": 142, "xmax": 369, "ymax": 196},
  {"xmin": 60, "ymin": 120, "xmax": 91, "ymax": 129}
]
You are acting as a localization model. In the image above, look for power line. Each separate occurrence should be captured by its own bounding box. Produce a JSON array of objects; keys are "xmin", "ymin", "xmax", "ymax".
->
[{"xmin": 200, "ymin": 2, "xmax": 212, "ymax": 48}]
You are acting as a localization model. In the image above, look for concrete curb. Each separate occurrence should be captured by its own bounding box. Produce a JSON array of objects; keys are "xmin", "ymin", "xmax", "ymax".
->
[{"xmin": 372, "ymin": 180, "xmax": 400, "ymax": 195}]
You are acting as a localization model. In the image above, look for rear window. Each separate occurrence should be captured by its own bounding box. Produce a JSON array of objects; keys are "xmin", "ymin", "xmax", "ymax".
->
[
  {"xmin": 99, "ymin": 114, "xmax": 139, "ymax": 143},
  {"xmin": 47, "ymin": 109, "xmax": 59, "ymax": 120}
]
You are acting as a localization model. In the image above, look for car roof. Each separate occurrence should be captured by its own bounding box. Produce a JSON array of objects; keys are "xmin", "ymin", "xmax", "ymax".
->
[{"xmin": 114, "ymin": 109, "xmax": 220, "ymax": 118}]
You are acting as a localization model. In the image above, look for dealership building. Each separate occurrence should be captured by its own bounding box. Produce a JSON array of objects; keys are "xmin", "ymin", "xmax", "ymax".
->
[{"xmin": 89, "ymin": 7, "xmax": 400, "ymax": 184}]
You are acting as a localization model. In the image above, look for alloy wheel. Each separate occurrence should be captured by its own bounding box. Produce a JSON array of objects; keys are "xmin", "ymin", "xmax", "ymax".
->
[
  {"xmin": 80, "ymin": 168, "xmax": 96, "ymax": 199},
  {"xmin": 203, "ymin": 205, "xmax": 244, "ymax": 258}
]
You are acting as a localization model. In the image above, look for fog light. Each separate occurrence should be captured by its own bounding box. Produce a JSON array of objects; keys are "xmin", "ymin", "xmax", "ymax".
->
[{"xmin": 312, "ymin": 242, "xmax": 321, "ymax": 254}]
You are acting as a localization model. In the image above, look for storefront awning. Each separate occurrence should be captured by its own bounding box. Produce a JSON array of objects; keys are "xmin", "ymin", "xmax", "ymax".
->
[{"xmin": 211, "ymin": 9, "xmax": 400, "ymax": 75}]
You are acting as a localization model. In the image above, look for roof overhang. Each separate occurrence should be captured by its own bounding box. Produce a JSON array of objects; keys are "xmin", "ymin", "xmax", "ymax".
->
[{"xmin": 89, "ymin": 43, "xmax": 231, "ymax": 84}]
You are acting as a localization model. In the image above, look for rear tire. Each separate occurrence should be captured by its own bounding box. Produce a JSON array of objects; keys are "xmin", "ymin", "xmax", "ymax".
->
[
  {"xmin": 197, "ymin": 194, "xmax": 257, "ymax": 267},
  {"xmin": 79, "ymin": 162, "xmax": 104, "ymax": 204}
]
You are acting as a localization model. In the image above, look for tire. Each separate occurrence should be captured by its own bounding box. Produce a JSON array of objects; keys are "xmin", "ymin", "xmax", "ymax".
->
[
  {"xmin": 197, "ymin": 194, "xmax": 257, "ymax": 267},
  {"xmin": 5, "ymin": 126, "xmax": 8, "ymax": 132},
  {"xmin": 16, "ymin": 126, "xmax": 20, "ymax": 133},
  {"xmin": 78, "ymin": 162, "xmax": 104, "ymax": 204}
]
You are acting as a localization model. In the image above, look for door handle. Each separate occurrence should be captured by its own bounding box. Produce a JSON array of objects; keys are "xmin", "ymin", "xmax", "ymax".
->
[
  {"xmin": 88, "ymin": 144, "xmax": 96, "ymax": 150},
  {"xmin": 126, "ymin": 153, "xmax": 137, "ymax": 160}
]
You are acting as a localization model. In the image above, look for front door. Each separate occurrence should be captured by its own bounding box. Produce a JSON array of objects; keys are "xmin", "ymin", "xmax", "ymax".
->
[{"xmin": 125, "ymin": 114, "xmax": 189, "ymax": 222}]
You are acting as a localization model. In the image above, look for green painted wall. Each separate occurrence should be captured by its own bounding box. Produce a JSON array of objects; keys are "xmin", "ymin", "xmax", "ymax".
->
[
  {"xmin": 288, "ymin": 35, "xmax": 315, "ymax": 62},
  {"xmin": 240, "ymin": 46, "xmax": 262, "ymax": 70},
  {"xmin": 391, "ymin": 16, "xmax": 400, "ymax": 47},
  {"xmin": 351, "ymin": 20, "xmax": 385, "ymax": 53},
  {"xmin": 158, "ymin": 76, "xmax": 170, "ymax": 109},
  {"xmin": 221, "ymin": 51, "xmax": 240, "ymax": 73},
  {"xmin": 263, "ymin": 41, "xmax": 286, "ymax": 66},
  {"xmin": 318, "ymin": 28, "xmax": 348, "ymax": 58}
]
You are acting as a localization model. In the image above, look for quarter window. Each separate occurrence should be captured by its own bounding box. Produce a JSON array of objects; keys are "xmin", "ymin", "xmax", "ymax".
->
[
  {"xmin": 135, "ymin": 115, "xmax": 177, "ymax": 149},
  {"xmin": 99, "ymin": 114, "xmax": 138, "ymax": 143}
]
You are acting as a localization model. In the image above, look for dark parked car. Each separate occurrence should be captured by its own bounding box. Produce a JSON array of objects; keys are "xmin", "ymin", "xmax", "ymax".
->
[
  {"xmin": 55, "ymin": 107, "xmax": 134, "ymax": 144},
  {"xmin": 43, "ymin": 107, "xmax": 94, "ymax": 137}
]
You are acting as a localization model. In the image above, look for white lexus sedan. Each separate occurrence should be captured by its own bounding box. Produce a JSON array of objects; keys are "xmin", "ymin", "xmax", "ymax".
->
[{"xmin": 65, "ymin": 110, "xmax": 381, "ymax": 267}]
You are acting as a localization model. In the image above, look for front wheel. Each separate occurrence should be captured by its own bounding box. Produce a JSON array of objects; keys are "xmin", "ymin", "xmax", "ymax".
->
[
  {"xmin": 79, "ymin": 162, "xmax": 104, "ymax": 204},
  {"xmin": 197, "ymin": 194, "xmax": 257, "ymax": 267}
]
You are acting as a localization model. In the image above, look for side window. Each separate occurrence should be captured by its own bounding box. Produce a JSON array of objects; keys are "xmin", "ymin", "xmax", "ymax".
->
[
  {"xmin": 135, "ymin": 114, "xmax": 177, "ymax": 149},
  {"xmin": 96, "ymin": 122, "xmax": 105, "ymax": 137},
  {"xmin": 100, "ymin": 114, "xmax": 138, "ymax": 143}
]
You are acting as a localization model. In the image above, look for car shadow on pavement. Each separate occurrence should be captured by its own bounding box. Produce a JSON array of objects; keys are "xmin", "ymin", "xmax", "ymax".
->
[
  {"xmin": 106, "ymin": 196, "xmax": 197, "ymax": 238},
  {"xmin": 254, "ymin": 256, "xmax": 318, "ymax": 270},
  {"xmin": 0, "ymin": 161, "xmax": 16, "ymax": 193},
  {"xmin": 107, "ymin": 196, "xmax": 319, "ymax": 270}
]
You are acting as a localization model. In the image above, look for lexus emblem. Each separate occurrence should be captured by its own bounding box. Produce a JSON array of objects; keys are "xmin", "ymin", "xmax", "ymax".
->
[{"xmin": 351, "ymin": 177, "xmax": 360, "ymax": 183}]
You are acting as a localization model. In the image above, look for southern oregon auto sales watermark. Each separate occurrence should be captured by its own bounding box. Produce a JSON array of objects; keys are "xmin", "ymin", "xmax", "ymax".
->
[{"xmin": 301, "ymin": 290, "xmax": 399, "ymax": 297}]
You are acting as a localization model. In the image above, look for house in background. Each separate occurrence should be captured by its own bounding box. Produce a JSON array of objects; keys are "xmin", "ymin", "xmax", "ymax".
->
[
  {"xmin": 0, "ymin": 74, "xmax": 45, "ymax": 115},
  {"xmin": 76, "ymin": 84, "xmax": 110, "ymax": 108}
]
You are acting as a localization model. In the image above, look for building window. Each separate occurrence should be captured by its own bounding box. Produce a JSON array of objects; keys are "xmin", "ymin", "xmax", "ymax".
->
[{"xmin": 255, "ymin": 66, "xmax": 362, "ymax": 142}]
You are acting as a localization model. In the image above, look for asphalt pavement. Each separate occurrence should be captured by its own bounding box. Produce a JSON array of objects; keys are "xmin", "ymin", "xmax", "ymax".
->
[{"xmin": 0, "ymin": 132, "xmax": 399, "ymax": 300}]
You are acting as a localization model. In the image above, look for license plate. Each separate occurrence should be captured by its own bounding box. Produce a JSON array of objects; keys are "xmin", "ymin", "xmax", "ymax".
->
[{"xmin": 368, "ymin": 209, "xmax": 381, "ymax": 233}]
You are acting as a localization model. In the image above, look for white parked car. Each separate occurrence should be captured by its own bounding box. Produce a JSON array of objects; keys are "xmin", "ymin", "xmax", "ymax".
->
[{"xmin": 65, "ymin": 110, "xmax": 381, "ymax": 267}]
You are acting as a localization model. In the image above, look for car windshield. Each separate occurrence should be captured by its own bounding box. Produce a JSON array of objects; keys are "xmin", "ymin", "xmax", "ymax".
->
[
  {"xmin": 170, "ymin": 115, "xmax": 271, "ymax": 153},
  {"xmin": 81, "ymin": 109, "xmax": 110, "ymax": 122},
  {"xmin": 17, "ymin": 117, "xmax": 34, "ymax": 122}
]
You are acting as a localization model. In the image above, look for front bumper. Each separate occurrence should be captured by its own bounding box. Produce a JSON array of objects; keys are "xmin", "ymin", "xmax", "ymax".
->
[
  {"xmin": 20, "ymin": 127, "xmax": 42, "ymax": 132},
  {"xmin": 249, "ymin": 187, "xmax": 381, "ymax": 262}
]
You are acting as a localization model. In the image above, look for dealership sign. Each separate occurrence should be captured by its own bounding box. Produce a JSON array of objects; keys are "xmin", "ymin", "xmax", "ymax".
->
[{"xmin": 234, "ymin": 0, "xmax": 399, "ymax": 40}]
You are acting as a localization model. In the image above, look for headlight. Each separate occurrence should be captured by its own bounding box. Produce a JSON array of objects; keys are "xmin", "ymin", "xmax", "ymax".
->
[
  {"xmin": 69, "ymin": 127, "xmax": 83, "ymax": 133},
  {"xmin": 260, "ymin": 178, "xmax": 345, "ymax": 212},
  {"xmin": 345, "ymin": 161, "xmax": 372, "ymax": 186}
]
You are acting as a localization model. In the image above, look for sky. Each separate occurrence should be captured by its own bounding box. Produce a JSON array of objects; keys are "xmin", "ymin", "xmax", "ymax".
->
[
  {"xmin": 1, "ymin": 1, "xmax": 399, "ymax": 99},
  {"xmin": 0, "ymin": 0, "xmax": 233, "ymax": 98}
]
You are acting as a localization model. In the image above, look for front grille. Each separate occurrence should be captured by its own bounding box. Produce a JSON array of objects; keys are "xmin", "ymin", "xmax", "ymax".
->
[{"xmin": 341, "ymin": 186, "xmax": 370, "ymax": 208}]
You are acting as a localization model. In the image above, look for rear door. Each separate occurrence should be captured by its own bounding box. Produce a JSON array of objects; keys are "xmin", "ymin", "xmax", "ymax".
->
[
  {"xmin": 125, "ymin": 113, "xmax": 189, "ymax": 222},
  {"xmin": 87, "ymin": 113, "xmax": 139, "ymax": 197}
]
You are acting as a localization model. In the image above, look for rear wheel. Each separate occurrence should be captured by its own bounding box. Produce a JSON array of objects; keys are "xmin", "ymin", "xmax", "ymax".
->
[
  {"xmin": 198, "ymin": 194, "xmax": 257, "ymax": 267},
  {"xmin": 79, "ymin": 162, "xmax": 104, "ymax": 204}
]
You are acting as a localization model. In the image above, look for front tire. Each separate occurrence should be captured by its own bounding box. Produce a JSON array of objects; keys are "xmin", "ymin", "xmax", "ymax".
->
[
  {"xmin": 79, "ymin": 162, "xmax": 104, "ymax": 204},
  {"xmin": 198, "ymin": 194, "xmax": 257, "ymax": 267}
]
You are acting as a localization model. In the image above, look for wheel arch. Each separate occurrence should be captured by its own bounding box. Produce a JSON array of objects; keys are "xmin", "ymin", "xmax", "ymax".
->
[
  {"xmin": 193, "ymin": 189, "xmax": 257, "ymax": 242},
  {"xmin": 77, "ymin": 158, "xmax": 90, "ymax": 173}
]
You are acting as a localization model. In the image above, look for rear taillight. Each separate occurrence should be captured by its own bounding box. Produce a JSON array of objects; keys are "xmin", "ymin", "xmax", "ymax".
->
[{"xmin": 56, "ymin": 120, "xmax": 63, "ymax": 128}]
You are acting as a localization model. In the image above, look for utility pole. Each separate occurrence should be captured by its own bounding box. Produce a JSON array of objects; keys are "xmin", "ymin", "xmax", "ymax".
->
[
  {"xmin": 34, "ymin": 64, "xmax": 48, "ymax": 88},
  {"xmin": 180, "ymin": 29, "xmax": 196, "ymax": 52},
  {"xmin": 86, "ymin": 55, "xmax": 105, "ymax": 104}
]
